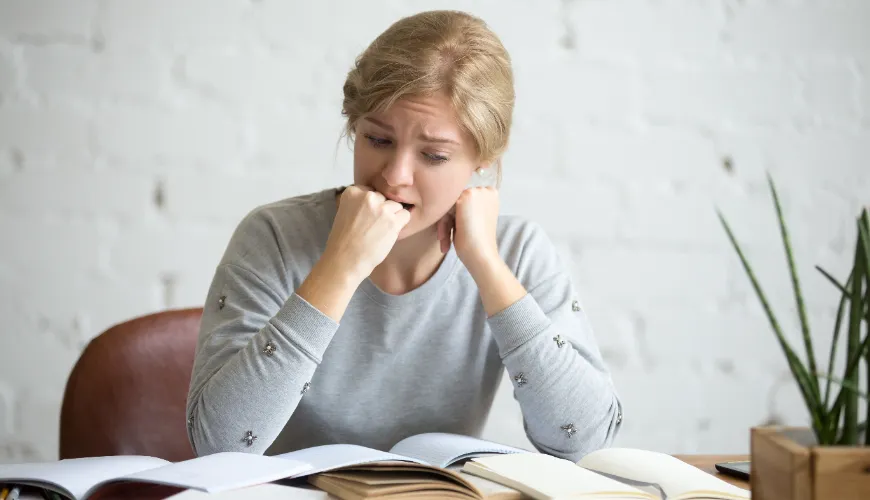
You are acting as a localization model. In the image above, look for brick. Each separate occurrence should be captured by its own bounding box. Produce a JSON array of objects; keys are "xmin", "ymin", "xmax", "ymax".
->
[
  {"xmin": 107, "ymin": 221, "xmax": 232, "ymax": 291},
  {"xmin": 0, "ymin": 48, "xmax": 15, "ymax": 99},
  {"xmin": 576, "ymin": 246, "xmax": 731, "ymax": 306},
  {"xmin": 859, "ymin": 59, "xmax": 870, "ymax": 124},
  {"xmin": 0, "ymin": 382, "xmax": 12, "ymax": 436},
  {"xmin": 502, "ymin": 114, "xmax": 561, "ymax": 178},
  {"xmin": 0, "ymin": 170, "xmax": 155, "ymax": 221},
  {"xmin": 524, "ymin": 56, "xmax": 642, "ymax": 123},
  {"xmin": 560, "ymin": 124, "xmax": 723, "ymax": 189},
  {"xmin": 0, "ymin": 214, "xmax": 109, "ymax": 295},
  {"xmin": 643, "ymin": 59, "xmax": 803, "ymax": 126},
  {"xmin": 253, "ymin": 0, "xmax": 406, "ymax": 52},
  {"xmin": 23, "ymin": 45, "xmax": 169, "ymax": 104},
  {"xmin": 609, "ymin": 365, "xmax": 713, "ymax": 453},
  {"xmin": 574, "ymin": 303, "xmax": 647, "ymax": 372},
  {"xmin": 0, "ymin": 0, "xmax": 96, "ymax": 39},
  {"xmin": 163, "ymin": 169, "xmax": 337, "ymax": 223},
  {"xmin": 0, "ymin": 101, "xmax": 91, "ymax": 164},
  {"xmin": 102, "ymin": 0, "xmax": 252, "ymax": 49},
  {"xmin": 181, "ymin": 48, "xmax": 323, "ymax": 109},
  {"xmin": 726, "ymin": 1, "xmax": 870, "ymax": 56},
  {"xmin": 0, "ymin": 441, "xmax": 42, "ymax": 464},
  {"xmin": 92, "ymin": 104, "xmax": 240, "ymax": 164},
  {"xmin": 499, "ymin": 173, "xmax": 621, "ymax": 241},
  {"xmin": 14, "ymin": 388, "xmax": 63, "ymax": 461},
  {"xmin": 566, "ymin": 0, "xmax": 727, "ymax": 58},
  {"xmin": 243, "ymin": 109, "xmax": 349, "ymax": 171},
  {"xmin": 800, "ymin": 59, "xmax": 861, "ymax": 126}
]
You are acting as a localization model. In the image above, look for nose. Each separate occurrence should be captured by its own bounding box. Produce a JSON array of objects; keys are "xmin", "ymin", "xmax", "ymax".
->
[{"xmin": 381, "ymin": 150, "xmax": 414, "ymax": 187}]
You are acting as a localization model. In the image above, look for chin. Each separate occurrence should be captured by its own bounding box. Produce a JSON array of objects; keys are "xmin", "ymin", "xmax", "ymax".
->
[{"xmin": 396, "ymin": 219, "xmax": 434, "ymax": 242}]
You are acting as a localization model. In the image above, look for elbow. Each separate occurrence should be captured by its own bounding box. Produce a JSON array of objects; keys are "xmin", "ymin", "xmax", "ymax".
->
[
  {"xmin": 532, "ymin": 392, "xmax": 624, "ymax": 463},
  {"xmin": 186, "ymin": 395, "xmax": 270, "ymax": 457}
]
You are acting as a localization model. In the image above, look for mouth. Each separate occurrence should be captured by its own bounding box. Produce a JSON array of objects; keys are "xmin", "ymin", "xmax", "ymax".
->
[{"xmin": 380, "ymin": 191, "xmax": 415, "ymax": 212}]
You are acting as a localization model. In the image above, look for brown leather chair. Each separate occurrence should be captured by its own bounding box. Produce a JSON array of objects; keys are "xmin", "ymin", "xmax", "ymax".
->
[{"xmin": 59, "ymin": 307, "xmax": 203, "ymax": 461}]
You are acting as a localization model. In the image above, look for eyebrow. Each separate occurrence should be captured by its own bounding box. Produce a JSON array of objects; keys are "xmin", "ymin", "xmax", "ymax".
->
[{"xmin": 364, "ymin": 117, "xmax": 460, "ymax": 146}]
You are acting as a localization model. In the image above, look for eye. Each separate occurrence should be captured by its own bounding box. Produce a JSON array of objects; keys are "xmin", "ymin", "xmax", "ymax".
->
[
  {"xmin": 364, "ymin": 134, "xmax": 391, "ymax": 148},
  {"xmin": 423, "ymin": 152, "xmax": 449, "ymax": 165}
]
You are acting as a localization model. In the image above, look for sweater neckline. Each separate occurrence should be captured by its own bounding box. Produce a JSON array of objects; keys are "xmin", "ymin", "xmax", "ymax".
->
[{"xmin": 321, "ymin": 187, "xmax": 460, "ymax": 309}]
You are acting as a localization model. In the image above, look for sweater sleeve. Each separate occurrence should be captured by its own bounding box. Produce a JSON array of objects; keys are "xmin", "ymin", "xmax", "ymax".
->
[
  {"xmin": 185, "ymin": 211, "xmax": 339, "ymax": 456},
  {"xmin": 487, "ymin": 220, "xmax": 623, "ymax": 462}
]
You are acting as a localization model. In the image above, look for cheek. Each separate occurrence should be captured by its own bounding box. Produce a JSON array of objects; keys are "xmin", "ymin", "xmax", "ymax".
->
[
  {"xmin": 353, "ymin": 142, "xmax": 380, "ymax": 181},
  {"xmin": 417, "ymin": 170, "xmax": 473, "ymax": 214}
]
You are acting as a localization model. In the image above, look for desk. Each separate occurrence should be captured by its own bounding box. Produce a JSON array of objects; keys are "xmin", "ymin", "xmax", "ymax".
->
[
  {"xmin": 674, "ymin": 454, "xmax": 750, "ymax": 489},
  {"xmin": 85, "ymin": 454, "xmax": 750, "ymax": 499}
]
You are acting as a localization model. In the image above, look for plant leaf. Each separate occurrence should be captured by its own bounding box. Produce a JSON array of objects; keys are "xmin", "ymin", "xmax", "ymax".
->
[
  {"xmin": 767, "ymin": 173, "xmax": 820, "ymax": 397},
  {"xmin": 828, "ymin": 312, "xmax": 870, "ymax": 440},
  {"xmin": 843, "ymin": 223, "xmax": 866, "ymax": 444},
  {"xmin": 816, "ymin": 373, "xmax": 869, "ymax": 401},
  {"xmin": 816, "ymin": 266, "xmax": 849, "ymax": 295},
  {"xmin": 717, "ymin": 208, "xmax": 825, "ymax": 435},
  {"xmin": 822, "ymin": 270, "xmax": 852, "ymax": 409},
  {"xmin": 859, "ymin": 210, "xmax": 870, "ymax": 289},
  {"xmin": 816, "ymin": 265, "xmax": 870, "ymax": 322}
]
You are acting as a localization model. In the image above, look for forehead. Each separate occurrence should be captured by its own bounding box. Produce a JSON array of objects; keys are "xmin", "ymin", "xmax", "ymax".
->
[{"xmin": 374, "ymin": 92, "xmax": 461, "ymax": 130}]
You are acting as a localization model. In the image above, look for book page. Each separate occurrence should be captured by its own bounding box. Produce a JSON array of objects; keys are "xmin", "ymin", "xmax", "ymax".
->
[
  {"xmin": 576, "ymin": 449, "xmax": 750, "ymax": 500},
  {"xmin": 275, "ymin": 444, "xmax": 427, "ymax": 476},
  {"xmin": 0, "ymin": 455, "xmax": 170, "ymax": 499},
  {"xmin": 99, "ymin": 451, "xmax": 309, "ymax": 495},
  {"xmin": 166, "ymin": 483, "xmax": 330, "ymax": 499},
  {"xmin": 463, "ymin": 453, "xmax": 654, "ymax": 499},
  {"xmin": 388, "ymin": 433, "xmax": 529, "ymax": 468}
]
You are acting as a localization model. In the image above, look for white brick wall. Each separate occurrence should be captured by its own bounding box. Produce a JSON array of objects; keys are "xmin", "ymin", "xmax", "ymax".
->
[{"xmin": 0, "ymin": 0, "xmax": 868, "ymax": 462}]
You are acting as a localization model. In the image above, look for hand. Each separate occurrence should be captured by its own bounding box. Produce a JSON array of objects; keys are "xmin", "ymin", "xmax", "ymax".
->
[
  {"xmin": 323, "ymin": 185, "xmax": 411, "ymax": 282},
  {"xmin": 437, "ymin": 186, "xmax": 501, "ymax": 275}
]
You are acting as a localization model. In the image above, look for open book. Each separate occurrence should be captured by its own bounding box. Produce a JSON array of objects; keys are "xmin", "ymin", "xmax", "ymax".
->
[
  {"xmin": 285, "ymin": 432, "xmax": 530, "ymax": 499},
  {"xmin": 0, "ymin": 452, "xmax": 310, "ymax": 500},
  {"xmin": 462, "ymin": 448, "xmax": 751, "ymax": 500},
  {"xmin": 0, "ymin": 433, "xmax": 527, "ymax": 500}
]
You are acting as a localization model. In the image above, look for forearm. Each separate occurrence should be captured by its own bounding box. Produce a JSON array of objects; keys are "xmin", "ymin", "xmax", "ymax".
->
[
  {"xmin": 468, "ymin": 256, "xmax": 528, "ymax": 318},
  {"xmin": 187, "ymin": 265, "xmax": 340, "ymax": 456},
  {"xmin": 488, "ymin": 294, "xmax": 622, "ymax": 462},
  {"xmin": 295, "ymin": 251, "xmax": 365, "ymax": 322}
]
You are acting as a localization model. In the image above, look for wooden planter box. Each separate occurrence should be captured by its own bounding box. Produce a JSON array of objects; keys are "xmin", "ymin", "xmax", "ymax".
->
[{"xmin": 751, "ymin": 426, "xmax": 870, "ymax": 500}]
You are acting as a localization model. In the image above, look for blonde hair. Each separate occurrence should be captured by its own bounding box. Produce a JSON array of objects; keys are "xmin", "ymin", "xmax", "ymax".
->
[{"xmin": 342, "ymin": 10, "xmax": 514, "ymax": 181}]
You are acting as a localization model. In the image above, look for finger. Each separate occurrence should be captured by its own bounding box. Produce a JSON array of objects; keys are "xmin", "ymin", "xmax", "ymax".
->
[
  {"xmin": 395, "ymin": 207, "xmax": 412, "ymax": 227},
  {"xmin": 442, "ymin": 215, "xmax": 455, "ymax": 253},
  {"xmin": 382, "ymin": 199, "xmax": 405, "ymax": 214}
]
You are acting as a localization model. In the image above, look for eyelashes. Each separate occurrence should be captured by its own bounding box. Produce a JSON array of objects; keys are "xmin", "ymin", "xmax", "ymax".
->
[{"xmin": 363, "ymin": 134, "xmax": 449, "ymax": 165}]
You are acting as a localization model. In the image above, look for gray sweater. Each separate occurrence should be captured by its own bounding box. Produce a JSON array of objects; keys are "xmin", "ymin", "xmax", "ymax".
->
[{"xmin": 185, "ymin": 187, "xmax": 623, "ymax": 462}]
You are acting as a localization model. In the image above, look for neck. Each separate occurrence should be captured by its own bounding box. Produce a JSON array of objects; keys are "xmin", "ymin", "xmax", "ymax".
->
[{"xmin": 369, "ymin": 225, "xmax": 447, "ymax": 295}]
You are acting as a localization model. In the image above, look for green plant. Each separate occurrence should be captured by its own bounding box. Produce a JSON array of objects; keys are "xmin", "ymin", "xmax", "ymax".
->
[{"xmin": 717, "ymin": 173, "xmax": 870, "ymax": 446}]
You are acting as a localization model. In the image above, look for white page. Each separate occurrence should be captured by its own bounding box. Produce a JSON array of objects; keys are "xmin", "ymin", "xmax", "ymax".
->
[
  {"xmin": 0, "ymin": 455, "xmax": 170, "ymax": 499},
  {"xmin": 577, "ymin": 448, "xmax": 750, "ymax": 500},
  {"xmin": 465, "ymin": 453, "xmax": 654, "ymax": 499},
  {"xmin": 105, "ymin": 452, "xmax": 310, "ymax": 495},
  {"xmin": 275, "ymin": 444, "xmax": 426, "ymax": 476},
  {"xmin": 166, "ymin": 483, "xmax": 330, "ymax": 499},
  {"xmin": 388, "ymin": 433, "xmax": 529, "ymax": 468}
]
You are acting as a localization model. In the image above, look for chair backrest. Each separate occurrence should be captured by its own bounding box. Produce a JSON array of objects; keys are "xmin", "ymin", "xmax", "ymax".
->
[{"xmin": 59, "ymin": 307, "xmax": 203, "ymax": 461}]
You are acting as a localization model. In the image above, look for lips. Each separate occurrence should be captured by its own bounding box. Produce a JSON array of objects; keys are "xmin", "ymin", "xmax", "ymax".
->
[{"xmin": 381, "ymin": 192, "xmax": 415, "ymax": 211}]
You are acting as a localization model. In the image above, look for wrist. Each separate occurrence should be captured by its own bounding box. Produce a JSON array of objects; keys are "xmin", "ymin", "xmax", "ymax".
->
[
  {"xmin": 319, "ymin": 249, "xmax": 369, "ymax": 286},
  {"xmin": 296, "ymin": 252, "xmax": 365, "ymax": 322},
  {"xmin": 463, "ymin": 249, "xmax": 504, "ymax": 280}
]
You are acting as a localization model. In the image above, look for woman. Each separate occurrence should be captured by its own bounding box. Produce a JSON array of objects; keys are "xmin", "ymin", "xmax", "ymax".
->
[{"xmin": 185, "ymin": 9, "xmax": 622, "ymax": 462}]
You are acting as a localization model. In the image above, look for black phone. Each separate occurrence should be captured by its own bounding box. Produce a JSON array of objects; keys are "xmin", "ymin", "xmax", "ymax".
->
[{"xmin": 714, "ymin": 460, "xmax": 751, "ymax": 480}]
